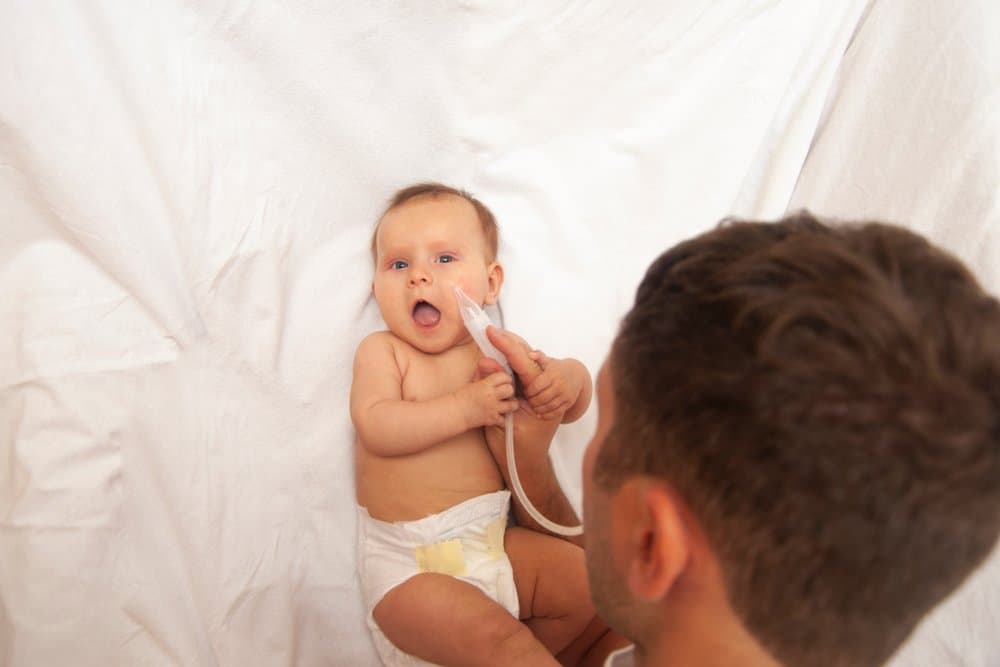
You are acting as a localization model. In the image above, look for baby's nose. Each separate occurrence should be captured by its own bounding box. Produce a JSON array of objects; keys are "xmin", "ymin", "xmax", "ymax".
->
[{"xmin": 408, "ymin": 269, "xmax": 431, "ymax": 285}]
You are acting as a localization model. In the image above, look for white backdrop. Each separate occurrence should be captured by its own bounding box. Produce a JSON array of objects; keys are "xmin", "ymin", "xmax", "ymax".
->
[{"xmin": 1, "ymin": 1, "xmax": 998, "ymax": 665}]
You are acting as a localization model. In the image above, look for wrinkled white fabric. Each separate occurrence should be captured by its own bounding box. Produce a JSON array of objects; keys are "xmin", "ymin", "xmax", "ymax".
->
[
  {"xmin": 1, "ymin": 1, "xmax": 997, "ymax": 665},
  {"xmin": 791, "ymin": 2, "xmax": 1000, "ymax": 665}
]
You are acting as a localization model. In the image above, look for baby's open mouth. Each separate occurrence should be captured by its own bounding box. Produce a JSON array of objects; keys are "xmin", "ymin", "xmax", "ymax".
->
[{"xmin": 412, "ymin": 300, "xmax": 441, "ymax": 327}]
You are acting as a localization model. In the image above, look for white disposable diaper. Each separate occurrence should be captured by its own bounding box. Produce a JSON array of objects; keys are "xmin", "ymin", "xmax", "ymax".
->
[{"xmin": 356, "ymin": 490, "xmax": 520, "ymax": 667}]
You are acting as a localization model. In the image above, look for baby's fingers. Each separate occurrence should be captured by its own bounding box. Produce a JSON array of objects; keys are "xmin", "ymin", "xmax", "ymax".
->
[
  {"xmin": 528, "ymin": 350, "xmax": 551, "ymax": 371},
  {"xmin": 496, "ymin": 382, "xmax": 515, "ymax": 400},
  {"xmin": 532, "ymin": 396, "xmax": 570, "ymax": 419},
  {"xmin": 527, "ymin": 383, "xmax": 562, "ymax": 408},
  {"xmin": 491, "ymin": 399, "xmax": 519, "ymax": 425},
  {"xmin": 486, "ymin": 371, "xmax": 515, "ymax": 393},
  {"xmin": 523, "ymin": 374, "xmax": 554, "ymax": 400}
]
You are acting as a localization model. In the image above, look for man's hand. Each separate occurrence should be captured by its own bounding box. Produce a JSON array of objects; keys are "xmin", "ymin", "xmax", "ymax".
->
[
  {"xmin": 484, "ymin": 325, "xmax": 544, "ymax": 388},
  {"xmin": 485, "ymin": 326, "xmax": 589, "ymax": 423}
]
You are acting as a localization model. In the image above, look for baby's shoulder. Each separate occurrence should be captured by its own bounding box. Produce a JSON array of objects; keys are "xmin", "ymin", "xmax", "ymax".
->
[
  {"xmin": 354, "ymin": 330, "xmax": 413, "ymax": 367},
  {"xmin": 357, "ymin": 329, "xmax": 397, "ymax": 347}
]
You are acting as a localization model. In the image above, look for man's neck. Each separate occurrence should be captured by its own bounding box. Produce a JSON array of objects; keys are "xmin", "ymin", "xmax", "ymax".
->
[{"xmin": 633, "ymin": 602, "xmax": 782, "ymax": 667}]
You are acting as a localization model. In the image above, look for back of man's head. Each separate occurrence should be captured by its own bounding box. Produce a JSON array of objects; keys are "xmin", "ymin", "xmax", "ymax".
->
[{"xmin": 597, "ymin": 211, "xmax": 1000, "ymax": 666}]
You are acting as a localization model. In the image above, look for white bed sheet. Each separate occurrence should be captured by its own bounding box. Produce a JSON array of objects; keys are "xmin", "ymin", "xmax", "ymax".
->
[
  {"xmin": 790, "ymin": 2, "xmax": 1000, "ymax": 665},
  {"xmin": 1, "ymin": 1, "xmax": 997, "ymax": 665}
]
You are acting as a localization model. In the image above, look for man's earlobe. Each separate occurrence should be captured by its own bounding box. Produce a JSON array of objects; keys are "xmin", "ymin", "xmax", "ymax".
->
[{"xmin": 622, "ymin": 480, "xmax": 690, "ymax": 602}]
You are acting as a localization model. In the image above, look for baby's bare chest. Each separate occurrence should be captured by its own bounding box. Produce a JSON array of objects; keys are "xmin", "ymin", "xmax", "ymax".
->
[{"xmin": 399, "ymin": 353, "xmax": 476, "ymax": 402}]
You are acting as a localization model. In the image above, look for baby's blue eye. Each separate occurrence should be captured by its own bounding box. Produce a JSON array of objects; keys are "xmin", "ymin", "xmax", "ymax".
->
[
  {"xmin": 437, "ymin": 255, "xmax": 455, "ymax": 264},
  {"xmin": 390, "ymin": 260, "xmax": 408, "ymax": 270}
]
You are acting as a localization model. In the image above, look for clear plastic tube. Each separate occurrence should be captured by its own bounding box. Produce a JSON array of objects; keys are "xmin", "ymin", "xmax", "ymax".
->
[
  {"xmin": 455, "ymin": 287, "xmax": 584, "ymax": 537},
  {"xmin": 504, "ymin": 411, "xmax": 583, "ymax": 536}
]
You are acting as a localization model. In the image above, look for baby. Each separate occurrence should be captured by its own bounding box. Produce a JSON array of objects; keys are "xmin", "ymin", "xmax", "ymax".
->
[{"xmin": 352, "ymin": 183, "xmax": 610, "ymax": 666}]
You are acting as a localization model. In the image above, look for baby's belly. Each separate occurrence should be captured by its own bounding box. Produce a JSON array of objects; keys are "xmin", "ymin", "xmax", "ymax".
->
[{"xmin": 356, "ymin": 431, "xmax": 505, "ymax": 522}]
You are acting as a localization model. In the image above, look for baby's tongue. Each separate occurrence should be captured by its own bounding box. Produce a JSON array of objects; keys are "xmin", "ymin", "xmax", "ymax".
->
[{"xmin": 413, "ymin": 302, "xmax": 441, "ymax": 326}]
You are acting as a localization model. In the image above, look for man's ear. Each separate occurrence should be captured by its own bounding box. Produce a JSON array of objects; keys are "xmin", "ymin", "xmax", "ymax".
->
[
  {"xmin": 615, "ymin": 478, "xmax": 690, "ymax": 603},
  {"xmin": 484, "ymin": 261, "xmax": 504, "ymax": 305}
]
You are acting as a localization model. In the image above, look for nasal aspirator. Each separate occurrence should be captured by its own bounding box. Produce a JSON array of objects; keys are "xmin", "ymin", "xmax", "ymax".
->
[{"xmin": 454, "ymin": 287, "xmax": 584, "ymax": 537}]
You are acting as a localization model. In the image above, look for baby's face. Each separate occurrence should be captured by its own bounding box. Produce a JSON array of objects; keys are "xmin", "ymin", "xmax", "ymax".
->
[{"xmin": 372, "ymin": 195, "xmax": 502, "ymax": 354}]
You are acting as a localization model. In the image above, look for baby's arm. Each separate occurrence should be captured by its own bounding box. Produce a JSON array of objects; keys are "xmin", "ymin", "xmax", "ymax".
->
[{"xmin": 351, "ymin": 332, "xmax": 518, "ymax": 457}]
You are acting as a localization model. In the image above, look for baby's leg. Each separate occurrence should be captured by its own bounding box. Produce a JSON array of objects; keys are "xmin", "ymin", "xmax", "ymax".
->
[
  {"xmin": 505, "ymin": 527, "xmax": 629, "ymax": 666},
  {"xmin": 372, "ymin": 572, "xmax": 558, "ymax": 667}
]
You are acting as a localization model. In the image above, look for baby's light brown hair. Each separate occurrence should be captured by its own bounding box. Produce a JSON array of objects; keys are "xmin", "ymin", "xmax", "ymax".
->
[{"xmin": 371, "ymin": 183, "xmax": 499, "ymax": 263}]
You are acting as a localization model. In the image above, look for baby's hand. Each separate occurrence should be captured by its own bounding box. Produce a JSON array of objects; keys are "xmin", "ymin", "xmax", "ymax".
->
[
  {"xmin": 456, "ymin": 371, "xmax": 518, "ymax": 429},
  {"xmin": 483, "ymin": 327, "xmax": 591, "ymax": 422},
  {"xmin": 520, "ymin": 351, "xmax": 584, "ymax": 421}
]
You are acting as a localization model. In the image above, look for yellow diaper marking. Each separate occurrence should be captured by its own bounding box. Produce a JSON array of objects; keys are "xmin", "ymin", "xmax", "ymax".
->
[
  {"xmin": 415, "ymin": 539, "xmax": 466, "ymax": 576},
  {"xmin": 486, "ymin": 518, "xmax": 506, "ymax": 560}
]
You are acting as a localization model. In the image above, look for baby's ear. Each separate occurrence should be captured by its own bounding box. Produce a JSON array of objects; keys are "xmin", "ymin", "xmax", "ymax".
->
[{"xmin": 484, "ymin": 262, "xmax": 504, "ymax": 305}]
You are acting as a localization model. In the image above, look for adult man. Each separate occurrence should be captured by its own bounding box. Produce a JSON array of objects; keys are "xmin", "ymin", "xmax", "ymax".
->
[{"xmin": 488, "ymin": 212, "xmax": 1000, "ymax": 666}]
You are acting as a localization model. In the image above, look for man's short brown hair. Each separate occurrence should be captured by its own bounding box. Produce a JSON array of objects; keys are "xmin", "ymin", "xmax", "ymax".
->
[
  {"xmin": 598, "ymin": 211, "xmax": 1000, "ymax": 666},
  {"xmin": 371, "ymin": 182, "xmax": 499, "ymax": 262}
]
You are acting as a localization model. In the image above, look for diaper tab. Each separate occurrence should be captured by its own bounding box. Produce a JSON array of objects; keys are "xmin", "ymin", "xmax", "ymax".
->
[
  {"xmin": 414, "ymin": 539, "xmax": 466, "ymax": 576},
  {"xmin": 486, "ymin": 517, "xmax": 506, "ymax": 560}
]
